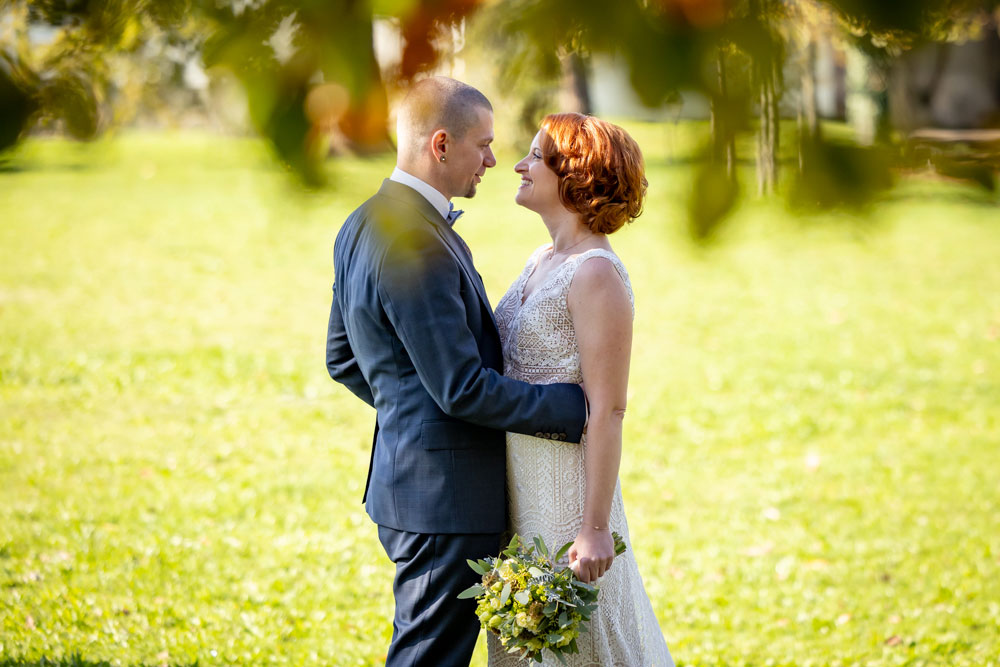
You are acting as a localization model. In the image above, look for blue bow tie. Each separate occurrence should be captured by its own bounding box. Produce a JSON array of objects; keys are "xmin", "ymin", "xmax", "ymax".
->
[{"xmin": 446, "ymin": 203, "xmax": 464, "ymax": 226}]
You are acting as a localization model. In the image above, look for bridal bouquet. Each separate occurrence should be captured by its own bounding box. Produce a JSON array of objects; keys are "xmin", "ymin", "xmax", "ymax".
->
[{"xmin": 458, "ymin": 532, "xmax": 626, "ymax": 663}]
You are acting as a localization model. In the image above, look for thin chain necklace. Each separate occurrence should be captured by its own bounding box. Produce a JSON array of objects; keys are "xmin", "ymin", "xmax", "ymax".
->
[{"xmin": 548, "ymin": 235, "xmax": 592, "ymax": 259}]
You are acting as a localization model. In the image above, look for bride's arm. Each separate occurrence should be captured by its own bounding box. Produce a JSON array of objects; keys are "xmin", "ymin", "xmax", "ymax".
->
[{"xmin": 565, "ymin": 255, "xmax": 633, "ymax": 583}]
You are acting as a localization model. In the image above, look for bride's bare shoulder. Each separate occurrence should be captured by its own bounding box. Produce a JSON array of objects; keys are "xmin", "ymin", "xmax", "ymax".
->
[{"xmin": 567, "ymin": 253, "xmax": 631, "ymax": 314}]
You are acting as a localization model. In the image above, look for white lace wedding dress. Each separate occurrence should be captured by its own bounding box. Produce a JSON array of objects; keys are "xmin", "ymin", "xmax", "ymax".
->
[{"xmin": 488, "ymin": 246, "xmax": 674, "ymax": 667}]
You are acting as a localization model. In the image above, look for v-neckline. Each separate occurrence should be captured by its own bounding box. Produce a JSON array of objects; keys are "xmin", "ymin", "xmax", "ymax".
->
[
  {"xmin": 519, "ymin": 246, "xmax": 553, "ymax": 306},
  {"xmin": 519, "ymin": 245, "xmax": 588, "ymax": 306}
]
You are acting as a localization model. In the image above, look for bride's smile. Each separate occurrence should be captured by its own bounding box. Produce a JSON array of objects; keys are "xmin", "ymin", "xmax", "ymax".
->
[{"xmin": 514, "ymin": 131, "xmax": 563, "ymax": 214}]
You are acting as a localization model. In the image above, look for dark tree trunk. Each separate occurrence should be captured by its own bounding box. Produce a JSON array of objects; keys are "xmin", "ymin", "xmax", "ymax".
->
[
  {"xmin": 559, "ymin": 52, "xmax": 592, "ymax": 115},
  {"xmin": 770, "ymin": 57, "xmax": 780, "ymax": 186},
  {"xmin": 750, "ymin": 0, "xmax": 779, "ymax": 195},
  {"xmin": 711, "ymin": 47, "xmax": 737, "ymax": 180},
  {"xmin": 756, "ymin": 57, "xmax": 769, "ymax": 195},
  {"xmin": 798, "ymin": 37, "xmax": 819, "ymax": 171},
  {"xmin": 802, "ymin": 39, "xmax": 819, "ymax": 138},
  {"xmin": 757, "ymin": 60, "xmax": 780, "ymax": 195},
  {"xmin": 757, "ymin": 81, "xmax": 770, "ymax": 194}
]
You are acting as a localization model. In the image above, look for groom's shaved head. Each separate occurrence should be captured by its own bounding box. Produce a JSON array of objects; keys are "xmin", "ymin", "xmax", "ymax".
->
[{"xmin": 396, "ymin": 77, "xmax": 492, "ymax": 161}]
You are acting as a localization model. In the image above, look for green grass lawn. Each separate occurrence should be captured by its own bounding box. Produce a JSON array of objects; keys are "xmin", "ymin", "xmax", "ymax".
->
[{"xmin": 1, "ymin": 126, "xmax": 999, "ymax": 666}]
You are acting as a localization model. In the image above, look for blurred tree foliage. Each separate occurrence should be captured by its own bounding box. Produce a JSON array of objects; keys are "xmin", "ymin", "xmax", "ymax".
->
[
  {"xmin": 478, "ymin": 0, "xmax": 999, "ymax": 237},
  {"xmin": 0, "ymin": 0, "xmax": 997, "ymax": 230},
  {"xmin": 0, "ymin": 0, "xmax": 479, "ymax": 183}
]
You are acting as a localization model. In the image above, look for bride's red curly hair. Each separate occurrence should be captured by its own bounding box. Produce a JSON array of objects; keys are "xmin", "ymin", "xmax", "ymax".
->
[{"xmin": 539, "ymin": 113, "xmax": 647, "ymax": 234}]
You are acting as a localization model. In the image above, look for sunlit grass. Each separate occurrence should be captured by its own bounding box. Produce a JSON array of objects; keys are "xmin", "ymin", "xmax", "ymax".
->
[{"xmin": 1, "ymin": 126, "xmax": 999, "ymax": 666}]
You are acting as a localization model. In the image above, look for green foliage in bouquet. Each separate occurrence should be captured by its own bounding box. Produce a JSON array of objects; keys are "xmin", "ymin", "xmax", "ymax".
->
[{"xmin": 458, "ymin": 532, "xmax": 627, "ymax": 664}]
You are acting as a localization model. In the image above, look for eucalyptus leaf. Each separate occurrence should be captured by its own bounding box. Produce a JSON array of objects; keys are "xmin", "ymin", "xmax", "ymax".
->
[
  {"xmin": 533, "ymin": 535, "xmax": 549, "ymax": 557},
  {"xmin": 457, "ymin": 584, "xmax": 484, "ymax": 599}
]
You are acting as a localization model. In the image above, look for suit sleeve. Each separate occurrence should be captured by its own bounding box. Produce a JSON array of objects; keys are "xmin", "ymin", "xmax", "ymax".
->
[
  {"xmin": 326, "ymin": 281, "xmax": 375, "ymax": 407},
  {"xmin": 377, "ymin": 226, "xmax": 586, "ymax": 442}
]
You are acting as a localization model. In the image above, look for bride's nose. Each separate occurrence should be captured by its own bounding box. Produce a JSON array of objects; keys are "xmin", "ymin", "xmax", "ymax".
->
[{"xmin": 514, "ymin": 158, "xmax": 527, "ymax": 174}]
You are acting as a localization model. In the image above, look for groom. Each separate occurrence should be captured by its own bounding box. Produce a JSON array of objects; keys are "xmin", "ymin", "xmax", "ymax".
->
[{"xmin": 326, "ymin": 77, "xmax": 587, "ymax": 665}]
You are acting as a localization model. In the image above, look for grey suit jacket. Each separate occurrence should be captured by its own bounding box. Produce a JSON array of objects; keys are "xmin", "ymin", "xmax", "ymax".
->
[{"xmin": 326, "ymin": 179, "xmax": 586, "ymax": 534}]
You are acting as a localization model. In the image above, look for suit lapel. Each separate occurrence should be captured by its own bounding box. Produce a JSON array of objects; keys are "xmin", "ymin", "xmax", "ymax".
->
[
  {"xmin": 377, "ymin": 180, "xmax": 499, "ymax": 331},
  {"xmin": 429, "ymin": 222, "xmax": 500, "ymax": 331}
]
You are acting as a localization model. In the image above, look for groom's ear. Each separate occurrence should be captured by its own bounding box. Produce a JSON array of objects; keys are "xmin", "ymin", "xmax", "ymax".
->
[{"xmin": 431, "ymin": 129, "xmax": 448, "ymax": 162}]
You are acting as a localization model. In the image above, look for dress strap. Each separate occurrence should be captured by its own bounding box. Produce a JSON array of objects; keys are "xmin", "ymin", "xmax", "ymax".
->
[
  {"xmin": 564, "ymin": 248, "xmax": 634, "ymax": 310},
  {"xmin": 569, "ymin": 248, "xmax": 629, "ymax": 283}
]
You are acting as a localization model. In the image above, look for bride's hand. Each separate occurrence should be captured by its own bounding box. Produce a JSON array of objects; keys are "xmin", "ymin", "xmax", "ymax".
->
[{"xmin": 568, "ymin": 526, "xmax": 616, "ymax": 583}]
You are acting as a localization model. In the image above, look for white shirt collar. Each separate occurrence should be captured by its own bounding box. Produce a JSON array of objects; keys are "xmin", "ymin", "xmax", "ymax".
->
[{"xmin": 390, "ymin": 167, "xmax": 451, "ymax": 222}]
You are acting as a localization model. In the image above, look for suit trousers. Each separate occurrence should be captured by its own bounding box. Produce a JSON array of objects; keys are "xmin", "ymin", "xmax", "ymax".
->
[{"xmin": 377, "ymin": 526, "xmax": 502, "ymax": 666}]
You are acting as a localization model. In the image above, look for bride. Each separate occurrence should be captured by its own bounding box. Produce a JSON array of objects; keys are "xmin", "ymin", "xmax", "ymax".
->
[{"xmin": 489, "ymin": 113, "xmax": 674, "ymax": 666}]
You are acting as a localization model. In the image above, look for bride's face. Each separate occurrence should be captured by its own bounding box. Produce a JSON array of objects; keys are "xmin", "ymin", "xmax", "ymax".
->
[{"xmin": 514, "ymin": 131, "xmax": 561, "ymax": 213}]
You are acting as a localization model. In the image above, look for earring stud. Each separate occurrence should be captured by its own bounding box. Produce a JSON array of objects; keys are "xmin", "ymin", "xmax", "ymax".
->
[{"xmin": 440, "ymin": 155, "xmax": 446, "ymax": 162}]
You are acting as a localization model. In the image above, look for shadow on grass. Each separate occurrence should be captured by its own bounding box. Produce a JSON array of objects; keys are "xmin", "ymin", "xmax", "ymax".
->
[
  {"xmin": 645, "ymin": 154, "xmax": 800, "ymax": 168},
  {"xmin": 0, "ymin": 657, "xmax": 198, "ymax": 667},
  {"xmin": 0, "ymin": 158, "xmax": 90, "ymax": 173},
  {"xmin": 880, "ymin": 185, "xmax": 1000, "ymax": 207}
]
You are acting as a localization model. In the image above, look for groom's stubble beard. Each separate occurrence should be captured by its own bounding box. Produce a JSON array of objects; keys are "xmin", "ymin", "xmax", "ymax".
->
[{"xmin": 464, "ymin": 172, "xmax": 484, "ymax": 198}]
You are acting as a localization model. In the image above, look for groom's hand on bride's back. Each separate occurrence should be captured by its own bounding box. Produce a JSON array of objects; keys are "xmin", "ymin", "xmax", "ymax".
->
[{"xmin": 568, "ymin": 526, "xmax": 616, "ymax": 583}]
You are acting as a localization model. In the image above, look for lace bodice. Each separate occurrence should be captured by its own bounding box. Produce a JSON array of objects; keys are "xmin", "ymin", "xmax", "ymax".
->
[
  {"xmin": 489, "ymin": 245, "xmax": 673, "ymax": 667},
  {"xmin": 494, "ymin": 246, "xmax": 634, "ymax": 385}
]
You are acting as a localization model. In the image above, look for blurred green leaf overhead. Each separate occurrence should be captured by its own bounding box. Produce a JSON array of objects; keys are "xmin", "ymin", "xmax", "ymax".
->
[
  {"xmin": 1, "ymin": 0, "xmax": 998, "ymax": 231},
  {"xmin": 0, "ymin": 51, "xmax": 38, "ymax": 149}
]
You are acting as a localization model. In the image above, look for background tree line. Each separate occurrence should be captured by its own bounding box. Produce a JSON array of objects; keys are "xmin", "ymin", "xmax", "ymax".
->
[{"xmin": 1, "ymin": 0, "xmax": 998, "ymax": 236}]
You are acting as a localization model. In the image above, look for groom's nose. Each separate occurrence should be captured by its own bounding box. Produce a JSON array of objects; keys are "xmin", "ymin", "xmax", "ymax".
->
[{"xmin": 484, "ymin": 147, "xmax": 496, "ymax": 168}]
